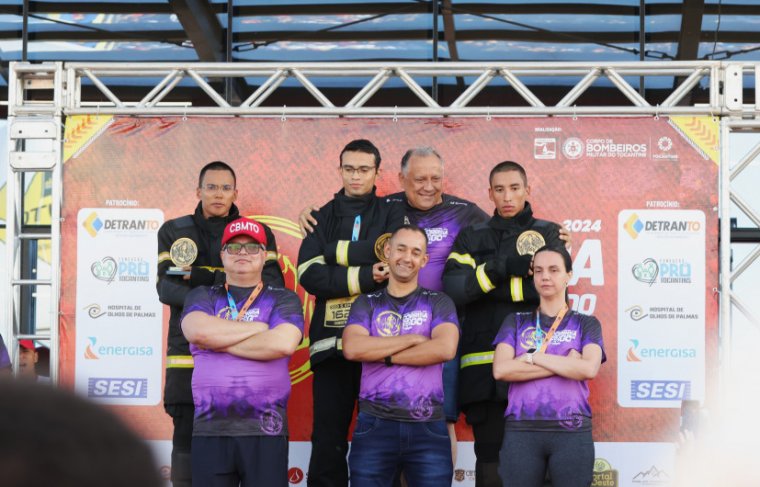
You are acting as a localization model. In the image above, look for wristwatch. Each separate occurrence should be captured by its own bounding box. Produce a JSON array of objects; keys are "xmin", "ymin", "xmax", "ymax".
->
[{"xmin": 384, "ymin": 355, "xmax": 393, "ymax": 367}]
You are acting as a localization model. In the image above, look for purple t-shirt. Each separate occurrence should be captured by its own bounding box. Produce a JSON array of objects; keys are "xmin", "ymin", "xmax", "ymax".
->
[
  {"xmin": 493, "ymin": 310, "xmax": 606, "ymax": 432},
  {"xmin": 387, "ymin": 193, "xmax": 488, "ymax": 291},
  {"xmin": 0, "ymin": 335, "xmax": 10, "ymax": 370},
  {"xmin": 182, "ymin": 284, "xmax": 304, "ymax": 437},
  {"xmin": 347, "ymin": 287, "xmax": 459, "ymax": 421}
]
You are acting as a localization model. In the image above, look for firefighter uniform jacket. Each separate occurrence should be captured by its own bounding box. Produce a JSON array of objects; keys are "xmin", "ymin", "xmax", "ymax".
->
[
  {"xmin": 156, "ymin": 202, "xmax": 284, "ymax": 406},
  {"xmin": 442, "ymin": 202, "xmax": 562, "ymax": 407},
  {"xmin": 297, "ymin": 188, "xmax": 404, "ymax": 366}
]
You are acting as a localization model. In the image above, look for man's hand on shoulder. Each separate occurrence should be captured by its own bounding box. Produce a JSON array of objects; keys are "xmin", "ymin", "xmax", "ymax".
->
[
  {"xmin": 299, "ymin": 203, "xmax": 320, "ymax": 236},
  {"xmin": 559, "ymin": 225, "xmax": 572, "ymax": 252}
]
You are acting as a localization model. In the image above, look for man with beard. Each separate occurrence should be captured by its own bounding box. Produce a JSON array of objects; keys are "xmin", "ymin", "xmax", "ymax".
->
[{"xmin": 343, "ymin": 225, "xmax": 459, "ymax": 486}]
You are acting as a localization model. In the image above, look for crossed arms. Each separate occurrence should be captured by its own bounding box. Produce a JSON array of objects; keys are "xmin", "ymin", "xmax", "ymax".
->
[
  {"xmin": 342, "ymin": 322, "xmax": 459, "ymax": 366},
  {"xmin": 182, "ymin": 312, "xmax": 302, "ymax": 362},
  {"xmin": 493, "ymin": 342, "xmax": 603, "ymax": 382}
]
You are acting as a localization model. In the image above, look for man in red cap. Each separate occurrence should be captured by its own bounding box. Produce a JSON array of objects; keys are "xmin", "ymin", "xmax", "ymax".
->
[
  {"xmin": 18, "ymin": 340, "xmax": 39, "ymax": 379},
  {"xmin": 181, "ymin": 217, "xmax": 304, "ymax": 487}
]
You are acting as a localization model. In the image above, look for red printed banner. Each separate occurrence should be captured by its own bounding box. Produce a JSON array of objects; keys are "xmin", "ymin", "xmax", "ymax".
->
[{"xmin": 60, "ymin": 116, "xmax": 718, "ymax": 448}]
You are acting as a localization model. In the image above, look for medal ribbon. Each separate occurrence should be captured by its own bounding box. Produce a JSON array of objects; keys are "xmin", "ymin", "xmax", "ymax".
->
[
  {"xmin": 225, "ymin": 281, "xmax": 264, "ymax": 321},
  {"xmin": 535, "ymin": 305, "xmax": 568, "ymax": 353}
]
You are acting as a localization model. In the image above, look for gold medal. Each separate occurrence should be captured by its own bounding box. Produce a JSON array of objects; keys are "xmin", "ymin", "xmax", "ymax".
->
[
  {"xmin": 516, "ymin": 230, "xmax": 545, "ymax": 256},
  {"xmin": 168, "ymin": 238, "xmax": 198, "ymax": 275},
  {"xmin": 374, "ymin": 233, "xmax": 392, "ymax": 263}
]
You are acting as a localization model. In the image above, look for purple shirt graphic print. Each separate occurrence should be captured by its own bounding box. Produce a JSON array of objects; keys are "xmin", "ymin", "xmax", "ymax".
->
[
  {"xmin": 347, "ymin": 287, "xmax": 459, "ymax": 421},
  {"xmin": 182, "ymin": 284, "xmax": 304, "ymax": 437},
  {"xmin": 493, "ymin": 310, "xmax": 605, "ymax": 432},
  {"xmin": 390, "ymin": 193, "xmax": 488, "ymax": 291}
]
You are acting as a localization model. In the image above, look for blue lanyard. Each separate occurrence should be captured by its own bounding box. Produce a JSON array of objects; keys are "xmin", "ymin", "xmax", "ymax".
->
[
  {"xmin": 534, "ymin": 311, "xmax": 546, "ymax": 350},
  {"xmin": 224, "ymin": 282, "xmax": 263, "ymax": 321},
  {"xmin": 226, "ymin": 291, "xmax": 240, "ymax": 320},
  {"xmin": 533, "ymin": 306, "xmax": 568, "ymax": 353},
  {"xmin": 351, "ymin": 215, "xmax": 361, "ymax": 242}
]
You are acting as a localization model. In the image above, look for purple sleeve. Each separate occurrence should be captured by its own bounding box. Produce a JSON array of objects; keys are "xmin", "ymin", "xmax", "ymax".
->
[
  {"xmin": 346, "ymin": 295, "xmax": 372, "ymax": 332},
  {"xmin": 180, "ymin": 286, "xmax": 215, "ymax": 321},
  {"xmin": 0, "ymin": 335, "xmax": 10, "ymax": 369},
  {"xmin": 581, "ymin": 314, "xmax": 607, "ymax": 363},
  {"xmin": 270, "ymin": 290, "xmax": 306, "ymax": 333},
  {"xmin": 431, "ymin": 293, "xmax": 459, "ymax": 331},
  {"xmin": 493, "ymin": 313, "xmax": 518, "ymax": 349}
]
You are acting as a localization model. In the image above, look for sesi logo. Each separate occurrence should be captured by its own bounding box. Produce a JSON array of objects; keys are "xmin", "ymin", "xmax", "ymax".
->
[
  {"xmin": 88, "ymin": 378, "xmax": 148, "ymax": 398},
  {"xmin": 630, "ymin": 380, "xmax": 691, "ymax": 400}
]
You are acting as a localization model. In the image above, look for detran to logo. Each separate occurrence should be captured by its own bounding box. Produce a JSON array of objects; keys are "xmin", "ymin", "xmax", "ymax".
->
[
  {"xmin": 624, "ymin": 213, "xmax": 644, "ymax": 239},
  {"xmin": 83, "ymin": 211, "xmax": 104, "ymax": 237}
]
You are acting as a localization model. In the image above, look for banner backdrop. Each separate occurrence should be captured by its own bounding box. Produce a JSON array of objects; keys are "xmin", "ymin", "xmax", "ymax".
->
[{"xmin": 61, "ymin": 116, "xmax": 719, "ymax": 486}]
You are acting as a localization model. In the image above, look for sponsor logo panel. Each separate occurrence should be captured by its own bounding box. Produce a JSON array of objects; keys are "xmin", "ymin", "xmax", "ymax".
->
[
  {"xmin": 76, "ymin": 209, "xmax": 164, "ymax": 406},
  {"xmin": 617, "ymin": 209, "xmax": 705, "ymax": 408}
]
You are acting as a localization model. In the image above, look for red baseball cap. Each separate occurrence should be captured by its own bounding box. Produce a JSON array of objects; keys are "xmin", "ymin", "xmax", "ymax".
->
[
  {"xmin": 19, "ymin": 339, "xmax": 35, "ymax": 350},
  {"xmin": 222, "ymin": 218, "xmax": 267, "ymax": 247}
]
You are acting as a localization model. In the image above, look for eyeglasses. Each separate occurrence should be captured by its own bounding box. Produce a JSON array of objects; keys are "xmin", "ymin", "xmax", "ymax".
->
[
  {"xmin": 224, "ymin": 243, "xmax": 265, "ymax": 255},
  {"xmin": 203, "ymin": 183, "xmax": 235, "ymax": 193},
  {"xmin": 340, "ymin": 165, "xmax": 375, "ymax": 176}
]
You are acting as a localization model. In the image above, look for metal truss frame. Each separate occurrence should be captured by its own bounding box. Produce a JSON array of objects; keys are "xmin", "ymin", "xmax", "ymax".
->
[
  {"xmin": 5, "ymin": 60, "xmax": 760, "ymax": 385},
  {"xmin": 720, "ymin": 119, "xmax": 760, "ymax": 385},
  {"xmin": 11, "ymin": 61, "xmax": 738, "ymax": 116}
]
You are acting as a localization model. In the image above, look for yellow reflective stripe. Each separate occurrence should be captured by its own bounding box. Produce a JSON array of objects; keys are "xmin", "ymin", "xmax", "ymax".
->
[
  {"xmin": 510, "ymin": 277, "xmax": 524, "ymax": 302},
  {"xmin": 309, "ymin": 337, "xmax": 338, "ymax": 356},
  {"xmin": 347, "ymin": 266, "xmax": 361, "ymax": 296},
  {"xmin": 336, "ymin": 240, "xmax": 350, "ymax": 267},
  {"xmin": 476, "ymin": 263, "xmax": 495, "ymax": 293},
  {"xmin": 447, "ymin": 252, "xmax": 476, "ymax": 269},
  {"xmin": 158, "ymin": 252, "xmax": 172, "ymax": 264},
  {"xmin": 297, "ymin": 255, "xmax": 326, "ymax": 279},
  {"xmin": 166, "ymin": 355, "xmax": 194, "ymax": 368},
  {"xmin": 266, "ymin": 250, "xmax": 278, "ymax": 262},
  {"xmin": 460, "ymin": 351, "xmax": 494, "ymax": 369}
]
